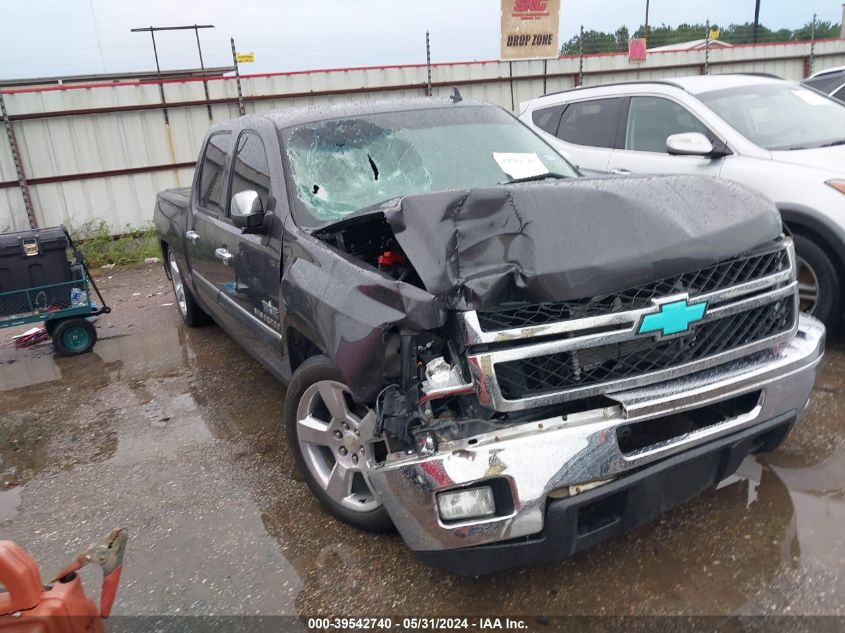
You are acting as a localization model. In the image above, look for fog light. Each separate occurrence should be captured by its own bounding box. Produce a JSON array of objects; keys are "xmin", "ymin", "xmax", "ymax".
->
[{"xmin": 437, "ymin": 485, "xmax": 495, "ymax": 522}]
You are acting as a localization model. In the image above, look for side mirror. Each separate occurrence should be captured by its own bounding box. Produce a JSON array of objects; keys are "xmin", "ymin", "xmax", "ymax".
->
[
  {"xmin": 230, "ymin": 190, "xmax": 265, "ymax": 232},
  {"xmin": 666, "ymin": 132, "xmax": 715, "ymax": 157}
]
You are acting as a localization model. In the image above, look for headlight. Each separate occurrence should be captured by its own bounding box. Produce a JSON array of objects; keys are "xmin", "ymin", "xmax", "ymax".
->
[{"xmin": 825, "ymin": 179, "xmax": 845, "ymax": 195}]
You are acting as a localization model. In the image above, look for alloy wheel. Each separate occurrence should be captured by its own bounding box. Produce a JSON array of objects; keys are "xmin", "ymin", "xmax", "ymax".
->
[
  {"xmin": 796, "ymin": 254, "xmax": 820, "ymax": 314},
  {"xmin": 168, "ymin": 251, "xmax": 188, "ymax": 318},
  {"xmin": 295, "ymin": 380, "xmax": 381, "ymax": 512}
]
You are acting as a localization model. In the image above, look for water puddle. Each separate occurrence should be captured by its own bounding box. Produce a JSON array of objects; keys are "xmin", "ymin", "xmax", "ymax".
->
[{"xmin": 0, "ymin": 325, "xmax": 843, "ymax": 615}]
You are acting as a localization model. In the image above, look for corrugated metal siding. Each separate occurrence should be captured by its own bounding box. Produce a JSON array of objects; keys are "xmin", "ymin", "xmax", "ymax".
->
[{"xmin": 1, "ymin": 39, "xmax": 844, "ymax": 233}]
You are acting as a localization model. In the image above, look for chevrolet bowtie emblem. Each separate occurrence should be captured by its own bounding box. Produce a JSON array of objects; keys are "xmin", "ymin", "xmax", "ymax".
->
[{"xmin": 638, "ymin": 296, "xmax": 707, "ymax": 338}]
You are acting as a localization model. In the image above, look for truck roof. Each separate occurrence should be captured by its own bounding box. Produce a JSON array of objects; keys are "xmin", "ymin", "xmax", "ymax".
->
[{"xmin": 216, "ymin": 97, "xmax": 495, "ymax": 132}]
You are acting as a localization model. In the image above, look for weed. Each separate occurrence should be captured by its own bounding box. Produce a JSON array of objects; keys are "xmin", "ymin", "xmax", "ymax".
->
[{"xmin": 67, "ymin": 220, "xmax": 160, "ymax": 268}]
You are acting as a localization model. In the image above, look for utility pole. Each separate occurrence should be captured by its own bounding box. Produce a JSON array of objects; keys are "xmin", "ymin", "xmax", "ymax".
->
[
  {"xmin": 578, "ymin": 24, "xmax": 584, "ymax": 86},
  {"xmin": 753, "ymin": 0, "xmax": 761, "ymax": 43},
  {"xmin": 810, "ymin": 13, "xmax": 817, "ymax": 75},
  {"xmin": 425, "ymin": 31, "xmax": 432, "ymax": 97},
  {"xmin": 644, "ymin": 0, "xmax": 650, "ymax": 42}
]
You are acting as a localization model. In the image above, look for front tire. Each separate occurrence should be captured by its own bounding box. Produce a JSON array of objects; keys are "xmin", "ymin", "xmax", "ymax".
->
[
  {"xmin": 793, "ymin": 234, "xmax": 840, "ymax": 330},
  {"xmin": 285, "ymin": 355, "xmax": 393, "ymax": 532}
]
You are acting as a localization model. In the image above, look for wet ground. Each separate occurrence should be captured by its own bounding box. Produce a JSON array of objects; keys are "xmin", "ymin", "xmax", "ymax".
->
[{"xmin": 2, "ymin": 263, "xmax": 845, "ymax": 616}]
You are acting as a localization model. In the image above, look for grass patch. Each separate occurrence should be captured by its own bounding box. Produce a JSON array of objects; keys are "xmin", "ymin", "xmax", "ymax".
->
[{"xmin": 68, "ymin": 220, "xmax": 160, "ymax": 268}]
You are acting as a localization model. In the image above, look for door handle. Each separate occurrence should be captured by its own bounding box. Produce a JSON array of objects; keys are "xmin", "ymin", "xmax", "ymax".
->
[
  {"xmin": 214, "ymin": 247, "xmax": 233, "ymax": 265},
  {"xmin": 185, "ymin": 230, "xmax": 200, "ymax": 242},
  {"xmin": 611, "ymin": 168, "xmax": 632, "ymax": 175}
]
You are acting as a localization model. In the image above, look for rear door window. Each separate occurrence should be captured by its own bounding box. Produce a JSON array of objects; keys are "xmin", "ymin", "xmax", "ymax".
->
[
  {"xmin": 531, "ymin": 105, "xmax": 565, "ymax": 135},
  {"xmin": 624, "ymin": 96, "xmax": 711, "ymax": 153},
  {"xmin": 197, "ymin": 132, "xmax": 234, "ymax": 214},
  {"xmin": 555, "ymin": 98, "xmax": 624, "ymax": 148}
]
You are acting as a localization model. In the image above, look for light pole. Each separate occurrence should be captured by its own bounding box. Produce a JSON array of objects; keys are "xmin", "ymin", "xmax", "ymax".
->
[{"xmin": 753, "ymin": 0, "xmax": 761, "ymax": 43}]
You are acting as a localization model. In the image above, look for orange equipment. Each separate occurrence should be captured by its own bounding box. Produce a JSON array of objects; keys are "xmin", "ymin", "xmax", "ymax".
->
[{"xmin": 0, "ymin": 529, "xmax": 126, "ymax": 633}]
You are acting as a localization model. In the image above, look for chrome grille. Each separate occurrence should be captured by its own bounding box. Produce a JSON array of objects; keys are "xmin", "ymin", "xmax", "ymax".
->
[
  {"xmin": 496, "ymin": 296, "xmax": 794, "ymax": 399},
  {"xmin": 462, "ymin": 239, "xmax": 798, "ymax": 412},
  {"xmin": 477, "ymin": 244, "xmax": 789, "ymax": 332}
]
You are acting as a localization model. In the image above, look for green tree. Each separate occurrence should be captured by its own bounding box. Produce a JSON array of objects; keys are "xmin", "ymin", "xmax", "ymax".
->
[
  {"xmin": 792, "ymin": 20, "xmax": 840, "ymax": 40},
  {"xmin": 560, "ymin": 20, "xmax": 842, "ymax": 55}
]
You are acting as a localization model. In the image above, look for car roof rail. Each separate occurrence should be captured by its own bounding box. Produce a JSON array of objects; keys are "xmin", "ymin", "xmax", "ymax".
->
[
  {"xmin": 536, "ymin": 79, "xmax": 686, "ymax": 100},
  {"xmin": 730, "ymin": 72, "xmax": 782, "ymax": 80}
]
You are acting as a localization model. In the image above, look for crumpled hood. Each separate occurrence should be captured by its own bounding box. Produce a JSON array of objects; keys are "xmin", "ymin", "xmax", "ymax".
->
[{"xmin": 378, "ymin": 174, "xmax": 782, "ymax": 311}]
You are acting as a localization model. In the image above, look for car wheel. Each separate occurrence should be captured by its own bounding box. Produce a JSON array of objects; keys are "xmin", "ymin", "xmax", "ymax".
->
[
  {"xmin": 285, "ymin": 355, "xmax": 393, "ymax": 532},
  {"xmin": 167, "ymin": 249, "xmax": 210, "ymax": 327},
  {"xmin": 793, "ymin": 234, "xmax": 840, "ymax": 330}
]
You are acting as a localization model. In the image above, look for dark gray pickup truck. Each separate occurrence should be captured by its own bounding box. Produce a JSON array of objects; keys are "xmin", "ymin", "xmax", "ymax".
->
[{"xmin": 154, "ymin": 97, "xmax": 825, "ymax": 574}]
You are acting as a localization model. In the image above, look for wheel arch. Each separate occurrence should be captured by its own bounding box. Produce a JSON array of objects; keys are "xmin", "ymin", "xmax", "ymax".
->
[
  {"xmin": 286, "ymin": 326, "xmax": 324, "ymax": 374},
  {"xmin": 160, "ymin": 239, "xmax": 171, "ymax": 280},
  {"xmin": 779, "ymin": 207, "xmax": 845, "ymax": 280}
]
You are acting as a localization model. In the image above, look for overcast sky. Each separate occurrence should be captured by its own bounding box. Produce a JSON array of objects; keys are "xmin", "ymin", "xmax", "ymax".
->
[{"xmin": 2, "ymin": 0, "xmax": 843, "ymax": 79}]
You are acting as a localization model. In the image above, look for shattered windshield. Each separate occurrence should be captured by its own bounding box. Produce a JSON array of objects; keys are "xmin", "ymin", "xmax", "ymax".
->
[{"xmin": 280, "ymin": 105, "xmax": 577, "ymax": 225}]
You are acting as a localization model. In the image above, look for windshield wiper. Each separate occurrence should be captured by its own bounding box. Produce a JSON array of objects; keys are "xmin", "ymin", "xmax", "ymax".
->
[
  {"xmin": 778, "ymin": 139, "xmax": 845, "ymax": 150},
  {"xmin": 504, "ymin": 172, "xmax": 570, "ymax": 184}
]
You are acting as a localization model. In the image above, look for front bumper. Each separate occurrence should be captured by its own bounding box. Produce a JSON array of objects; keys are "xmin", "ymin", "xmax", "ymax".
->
[{"xmin": 368, "ymin": 314, "xmax": 825, "ymax": 568}]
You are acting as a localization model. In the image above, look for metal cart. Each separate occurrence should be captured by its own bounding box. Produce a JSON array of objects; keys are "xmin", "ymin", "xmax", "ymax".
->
[{"xmin": 0, "ymin": 227, "xmax": 110, "ymax": 355}]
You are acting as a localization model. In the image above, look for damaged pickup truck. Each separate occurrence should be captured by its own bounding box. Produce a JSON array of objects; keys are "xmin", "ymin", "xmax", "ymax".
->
[{"xmin": 154, "ymin": 97, "xmax": 825, "ymax": 574}]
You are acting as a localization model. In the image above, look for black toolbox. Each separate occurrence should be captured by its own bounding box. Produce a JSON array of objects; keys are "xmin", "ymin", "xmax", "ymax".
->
[{"xmin": 0, "ymin": 227, "xmax": 73, "ymax": 314}]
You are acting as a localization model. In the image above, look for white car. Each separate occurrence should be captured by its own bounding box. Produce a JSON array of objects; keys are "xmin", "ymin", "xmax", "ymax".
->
[{"xmin": 519, "ymin": 74, "xmax": 845, "ymax": 329}]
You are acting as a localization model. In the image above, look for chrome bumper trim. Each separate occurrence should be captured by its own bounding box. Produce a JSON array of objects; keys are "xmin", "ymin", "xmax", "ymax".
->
[{"xmin": 369, "ymin": 314, "xmax": 824, "ymax": 552}]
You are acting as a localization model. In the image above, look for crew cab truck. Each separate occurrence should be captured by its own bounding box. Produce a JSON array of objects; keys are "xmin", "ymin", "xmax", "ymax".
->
[{"xmin": 155, "ymin": 98, "xmax": 825, "ymax": 575}]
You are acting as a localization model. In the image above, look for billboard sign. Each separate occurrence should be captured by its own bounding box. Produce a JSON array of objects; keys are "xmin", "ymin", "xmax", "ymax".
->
[{"xmin": 500, "ymin": 0, "xmax": 561, "ymax": 60}]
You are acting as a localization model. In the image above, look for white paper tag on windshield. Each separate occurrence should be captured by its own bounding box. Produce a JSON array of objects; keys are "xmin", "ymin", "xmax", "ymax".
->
[
  {"xmin": 792, "ymin": 89, "xmax": 831, "ymax": 106},
  {"xmin": 493, "ymin": 152, "xmax": 549, "ymax": 179}
]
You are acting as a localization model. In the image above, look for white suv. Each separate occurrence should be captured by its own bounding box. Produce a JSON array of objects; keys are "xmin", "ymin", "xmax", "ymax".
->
[{"xmin": 519, "ymin": 74, "xmax": 845, "ymax": 329}]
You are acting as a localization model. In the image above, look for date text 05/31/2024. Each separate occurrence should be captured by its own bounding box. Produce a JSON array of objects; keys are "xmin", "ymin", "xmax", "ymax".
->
[
  {"xmin": 505, "ymin": 34, "xmax": 554, "ymax": 47},
  {"xmin": 306, "ymin": 617, "xmax": 529, "ymax": 630}
]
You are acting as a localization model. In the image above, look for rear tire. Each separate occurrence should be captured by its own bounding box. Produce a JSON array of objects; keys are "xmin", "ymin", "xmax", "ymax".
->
[
  {"xmin": 52, "ymin": 318, "xmax": 97, "ymax": 356},
  {"xmin": 285, "ymin": 355, "xmax": 393, "ymax": 532},
  {"xmin": 167, "ymin": 249, "xmax": 210, "ymax": 327},
  {"xmin": 793, "ymin": 234, "xmax": 840, "ymax": 330}
]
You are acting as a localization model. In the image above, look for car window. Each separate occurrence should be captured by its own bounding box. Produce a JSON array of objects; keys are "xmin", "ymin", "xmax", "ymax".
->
[
  {"xmin": 699, "ymin": 83, "xmax": 845, "ymax": 150},
  {"xmin": 625, "ymin": 96, "xmax": 710, "ymax": 153},
  {"xmin": 531, "ymin": 105, "xmax": 565, "ymax": 135},
  {"xmin": 803, "ymin": 74, "xmax": 845, "ymax": 94},
  {"xmin": 556, "ymin": 98, "xmax": 623, "ymax": 148},
  {"xmin": 834, "ymin": 86, "xmax": 845, "ymax": 103},
  {"xmin": 197, "ymin": 132, "xmax": 234, "ymax": 214},
  {"xmin": 229, "ymin": 131, "xmax": 272, "ymax": 214}
]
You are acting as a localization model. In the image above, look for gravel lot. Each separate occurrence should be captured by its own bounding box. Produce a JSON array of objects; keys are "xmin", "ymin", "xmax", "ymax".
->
[{"xmin": 2, "ymin": 263, "xmax": 844, "ymax": 617}]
